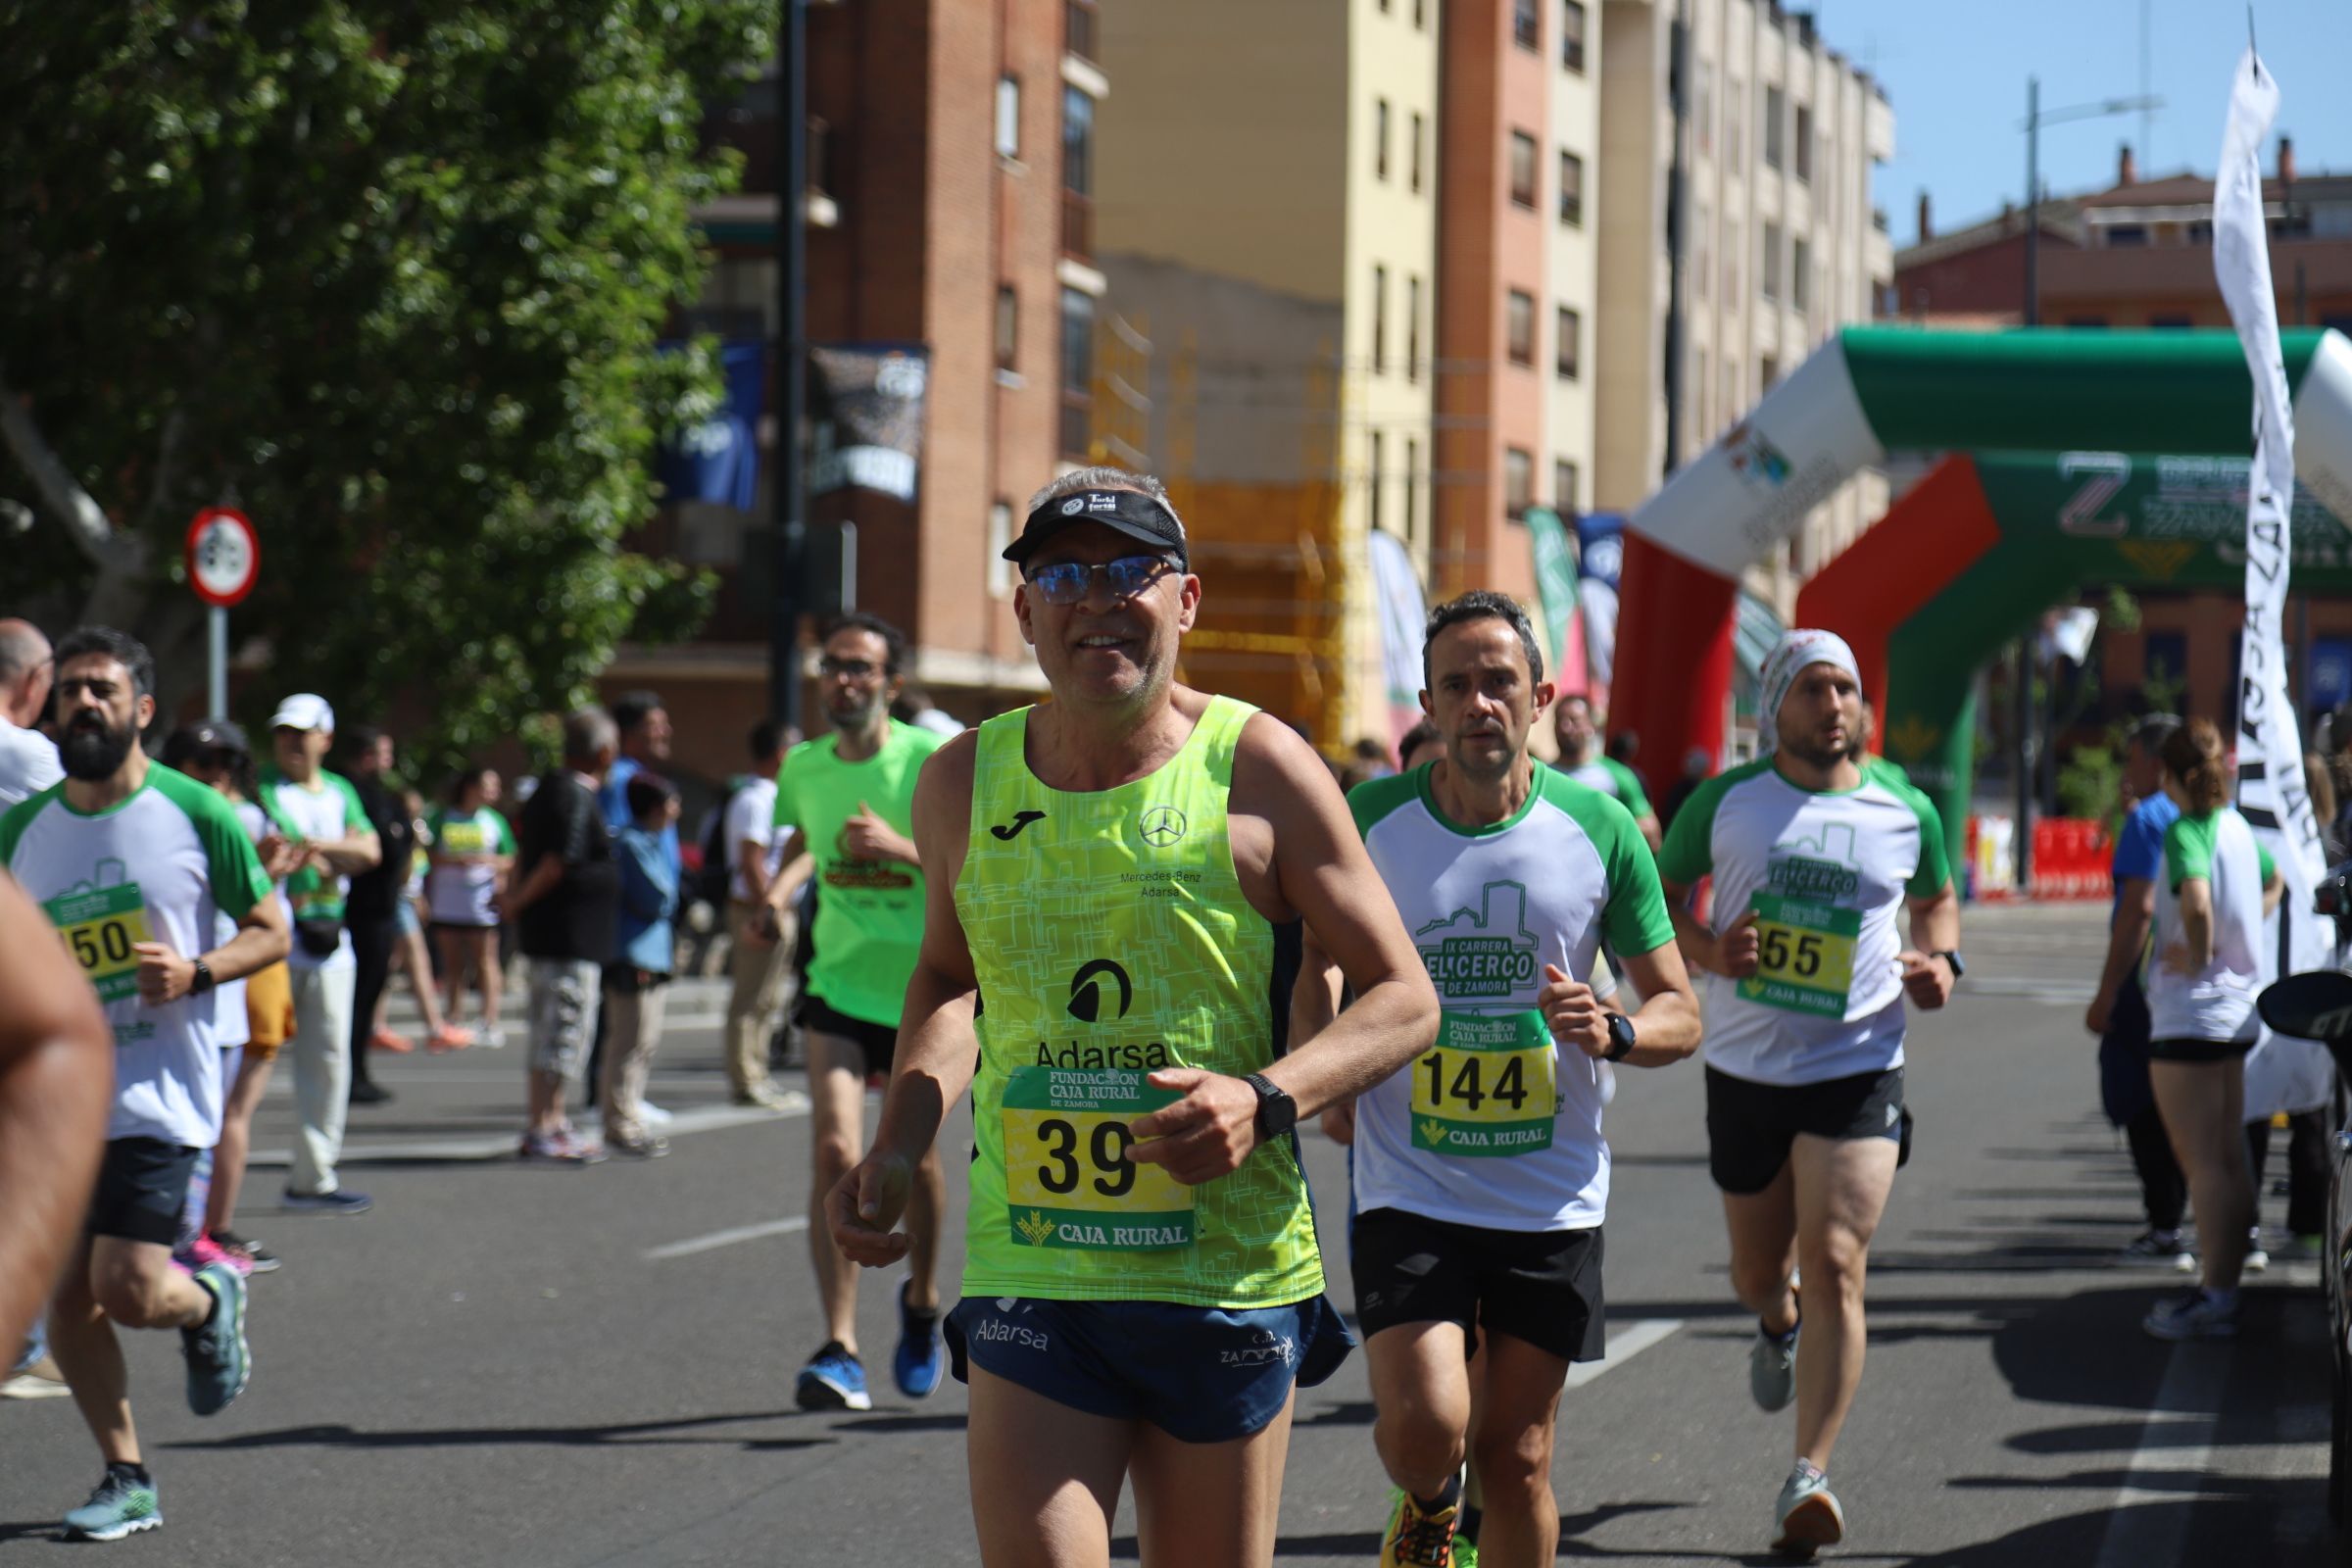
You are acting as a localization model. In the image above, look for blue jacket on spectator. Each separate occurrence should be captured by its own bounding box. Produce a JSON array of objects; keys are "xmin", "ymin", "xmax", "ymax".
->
[{"xmin": 613, "ymin": 823, "xmax": 678, "ymax": 976}]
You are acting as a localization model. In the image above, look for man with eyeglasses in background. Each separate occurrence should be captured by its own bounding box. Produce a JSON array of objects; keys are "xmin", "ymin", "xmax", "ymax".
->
[{"xmin": 764, "ymin": 612, "xmax": 950, "ymax": 1412}]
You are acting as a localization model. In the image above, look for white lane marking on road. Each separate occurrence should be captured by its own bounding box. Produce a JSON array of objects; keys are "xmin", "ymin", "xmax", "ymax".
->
[
  {"xmin": 248, "ymin": 1102, "xmax": 808, "ymax": 1166},
  {"xmin": 1564, "ymin": 1318, "xmax": 1682, "ymax": 1389},
  {"xmin": 2090, "ymin": 1339, "xmax": 2231, "ymax": 1568},
  {"xmin": 1964, "ymin": 976, "xmax": 2097, "ymax": 1004},
  {"xmin": 644, "ymin": 1216, "xmax": 810, "ymax": 1261}
]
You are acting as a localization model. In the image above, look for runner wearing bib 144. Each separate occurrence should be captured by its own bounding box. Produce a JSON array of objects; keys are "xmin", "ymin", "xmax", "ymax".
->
[
  {"xmin": 826, "ymin": 471, "xmax": 1439, "ymax": 1568},
  {"xmin": 1310, "ymin": 593, "xmax": 1701, "ymax": 1568},
  {"xmin": 1657, "ymin": 630, "xmax": 1959, "ymax": 1560}
]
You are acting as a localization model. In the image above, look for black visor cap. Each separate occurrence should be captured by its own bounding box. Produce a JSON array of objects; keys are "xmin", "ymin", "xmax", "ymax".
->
[{"xmin": 1003, "ymin": 489, "xmax": 1188, "ymax": 571}]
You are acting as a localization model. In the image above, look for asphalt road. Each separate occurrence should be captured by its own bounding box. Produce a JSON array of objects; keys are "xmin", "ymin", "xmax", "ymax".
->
[{"xmin": 0, "ymin": 902, "xmax": 2336, "ymax": 1564}]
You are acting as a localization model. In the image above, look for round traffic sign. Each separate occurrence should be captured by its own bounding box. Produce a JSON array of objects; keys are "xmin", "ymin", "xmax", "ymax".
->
[{"xmin": 185, "ymin": 508, "xmax": 260, "ymax": 608}]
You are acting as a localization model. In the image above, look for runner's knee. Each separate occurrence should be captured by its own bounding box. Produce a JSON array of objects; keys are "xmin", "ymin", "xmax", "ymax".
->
[
  {"xmin": 1470, "ymin": 1419, "xmax": 1555, "ymax": 1493},
  {"xmin": 1376, "ymin": 1411, "xmax": 1465, "ymax": 1494},
  {"xmin": 812, "ymin": 1129, "xmax": 860, "ymax": 1183},
  {"xmin": 1729, "ymin": 1250, "xmax": 1794, "ymax": 1309}
]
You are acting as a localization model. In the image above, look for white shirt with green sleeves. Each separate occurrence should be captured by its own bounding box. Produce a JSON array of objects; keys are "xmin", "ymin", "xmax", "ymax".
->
[
  {"xmin": 2148, "ymin": 806, "xmax": 2272, "ymax": 1044},
  {"xmin": 1347, "ymin": 764, "xmax": 1677, "ymax": 1233},
  {"xmin": 0, "ymin": 764, "xmax": 273, "ymax": 1147},
  {"xmin": 259, "ymin": 766, "xmax": 369, "ymax": 971},
  {"xmin": 1658, "ymin": 759, "xmax": 1949, "ymax": 1089}
]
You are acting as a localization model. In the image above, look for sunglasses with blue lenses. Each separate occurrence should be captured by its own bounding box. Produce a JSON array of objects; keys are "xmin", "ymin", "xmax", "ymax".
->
[{"xmin": 1023, "ymin": 555, "xmax": 1179, "ymax": 607}]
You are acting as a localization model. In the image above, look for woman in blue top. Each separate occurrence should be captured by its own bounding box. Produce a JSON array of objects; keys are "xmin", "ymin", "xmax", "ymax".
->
[{"xmin": 600, "ymin": 772, "xmax": 681, "ymax": 1158}]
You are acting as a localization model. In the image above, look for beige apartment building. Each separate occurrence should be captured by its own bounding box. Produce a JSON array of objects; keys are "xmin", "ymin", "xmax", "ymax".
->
[
  {"xmin": 1093, "ymin": 0, "xmax": 1440, "ymax": 746},
  {"xmin": 1595, "ymin": 0, "xmax": 1892, "ymax": 612}
]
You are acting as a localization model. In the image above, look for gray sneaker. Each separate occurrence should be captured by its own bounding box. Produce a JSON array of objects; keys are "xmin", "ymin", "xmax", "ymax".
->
[
  {"xmin": 183, "ymin": 1261, "xmax": 251, "ymax": 1416},
  {"xmin": 1750, "ymin": 1320, "xmax": 1799, "ymax": 1412},
  {"xmin": 64, "ymin": 1470, "xmax": 162, "ymax": 1542},
  {"xmin": 2144, "ymin": 1289, "xmax": 2238, "ymax": 1342},
  {"xmin": 1771, "ymin": 1462, "xmax": 1844, "ymax": 1558}
]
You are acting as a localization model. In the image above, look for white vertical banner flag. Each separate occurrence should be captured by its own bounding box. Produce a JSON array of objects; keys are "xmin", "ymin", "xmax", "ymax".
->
[{"xmin": 2215, "ymin": 47, "xmax": 2333, "ymax": 1117}]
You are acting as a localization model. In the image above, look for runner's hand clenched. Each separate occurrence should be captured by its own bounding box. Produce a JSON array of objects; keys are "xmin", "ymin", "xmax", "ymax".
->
[
  {"xmin": 1129, "ymin": 1068, "xmax": 1259, "ymax": 1184},
  {"xmin": 1540, "ymin": 963, "xmax": 1611, "ymax": 1058},
  {"xmin": 1716, "ymin": 906, "xmax": 1762, "ymax": 979},
  {"xmin": 828, "ymin": 1151, "xmax": 914, "ymax": 1266}
]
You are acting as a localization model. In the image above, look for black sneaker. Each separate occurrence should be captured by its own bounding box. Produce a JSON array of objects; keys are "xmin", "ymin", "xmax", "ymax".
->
[{"xmin": 349, "ymin": 1081, "xmax": 394, "ymax": 1105}]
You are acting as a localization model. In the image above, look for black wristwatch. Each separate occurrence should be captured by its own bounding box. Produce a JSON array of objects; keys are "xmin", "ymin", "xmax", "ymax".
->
[
  {"xmin": 1244, "ymin": 1073, "xmax": 1297, "ymax": 1140},
  {"xmin": 189, "ymin": 958, "xmax": 216, "ymax": 996},
  {"xmin": 1933, "ymin": 949, "xmax": 1967, "ymax": 981},
  {"xmin": 1604, "ymin": 1012, "xmax": 1638, "ymax": 1062}
]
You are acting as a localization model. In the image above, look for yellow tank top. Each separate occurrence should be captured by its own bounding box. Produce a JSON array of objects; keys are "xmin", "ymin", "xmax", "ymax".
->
[{"xmin": 955, "ymin": 696, "xmax": 1323, "ymax": 1306}]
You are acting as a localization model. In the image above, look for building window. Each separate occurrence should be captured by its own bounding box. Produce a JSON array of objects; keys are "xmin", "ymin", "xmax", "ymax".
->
[
  {"xmin": 1372, "ymin": 265, "xmax": 1388, "ymax": 372},
  {"xmin": 1793, "ymin": 104, "xmax": 1813, "ymax": 182},
  {"xmin": 1376, "ymin": 97, "xmax": 1392, "ymax": 181},
  {"xmin": 1554, "ymin": 305, "xmax": 1581, "ymax": 380},
  {"xmin": 995, "ymin": 285, "xmax": 1018, "ymax": 370},
  {"xmin": 1405, "ymin": 437, "xmax": 1421, "ymax": 541},
  {"xmin": 1723, "ymin": 357, "xmax": 1740, "ymax": 419},
  {"xmin": 1504, "ymin": 447, "xmax": 1535, "ymax": 515},
  {"xmin": 1065, "ymin": 0, "xmax": 1098, "ymax": 64},
  {"xmin": 1693, "ymin": 346, "xmax": 1709, "ymax": 432},
  {"xmin": 1554, "ymin": 458, "xmax": 1580, "ymax": 513},
  {"xmin": 1561, "ymin": 0, "xmax": 1587, "ymax": 73},
  {"xmin": 1760, "ymin": 354, "xmax": 1779, "ymax": 389},
  {"xmin": 1693, "ymin": 203, "xmax": 1710, "ymax": 298},
  {"xmin": 1695, "ymin": 61, "xmax": 1713, "ymax": 155},
  {"xmin": 1061, "ymin": 84, "xmax": 1094, "ymax": 258},
  {"xmin": 2068, "ymin": 316, "xmax": 2110, "ymax": 329},
  {"xmin": 1507, "ymin": 289, "xmax": 1536, "ymax": 367},
  {"xmin": 1415, "ymin": 0, "xmax": 1427, "ymax": 27},
  {"xmin": 1764, "ymin": 85, "xmax": 1785, "ymax": 171},
  {"xmin": 1724, "ymin": 231, "xmax": 1739, "ymax": 300},
  {"xmin": 1791, "ymin": 236, "xmax": 1810, "ymax": 311},
  {"xmin": 2104, "ymin": 224, "xmax": 2149, "ymax": 247},
  {"xmin": 1411, "ymin": 113, "xmax": 1426, "ymax": 192},
  {"xmin": 2149, "ymin": 314, "xmax": 2193, "ymax": 329},
  {"xmin": 1406, "ymin": 274, "xmax": 1422, "ymax": 381},
  {"xmin": 995, "ymin": 75, "xmax": 1021, "ymax": 159},
  {"xmin": 1059, "ymin": 285, "xmax": 1094, "ymax": 457},
  {"xmin": 1513, "ymin": 0, "xmax": 1540, "ymax": 51},
  {"xmin": 988, "ymin": 500, "xmax": 1015, "ymax": 597},
  {"xmin": 1727, "ymin": 79, "xmax": 1742, "ymax": 167},
  {"xmin": 1369, "ymin": 430, "xmax": 1386, "ymax": 533},
  {"xmin": 1760, "ymin": 221, "xmax": 1782, "ymax": 301},
  {"xmin": 1558, "ymin": 150, "xmax": 1584, "ymax": 225},
  {"xmin": 1510, "ymin": 131, "xmax": 1539, "ymax": 209}
]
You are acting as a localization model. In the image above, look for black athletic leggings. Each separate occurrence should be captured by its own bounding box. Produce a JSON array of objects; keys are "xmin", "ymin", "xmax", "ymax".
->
[{"xmin": 347, "ymin": 915, "xmax": 400, "ymax": 1091}]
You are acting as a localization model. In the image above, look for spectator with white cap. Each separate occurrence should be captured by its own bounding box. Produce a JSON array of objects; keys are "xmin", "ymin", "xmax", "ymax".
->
[{"xmin": 257, "ymin": 693, "xmax": 379, "ymax": 1214}]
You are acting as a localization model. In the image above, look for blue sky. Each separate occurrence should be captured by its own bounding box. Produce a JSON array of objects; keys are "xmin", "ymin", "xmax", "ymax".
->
[{"xmin": 1837, "ymin": 0, "xmax": 2351, "ymax": 246}]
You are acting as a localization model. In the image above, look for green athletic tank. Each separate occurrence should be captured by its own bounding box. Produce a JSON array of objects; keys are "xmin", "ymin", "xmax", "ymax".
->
[{"xmin": 956, "ymin": 695, "xmax": 1322, "ymax": 1307}]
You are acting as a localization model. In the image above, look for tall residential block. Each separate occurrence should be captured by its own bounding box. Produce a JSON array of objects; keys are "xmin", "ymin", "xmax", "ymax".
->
[
  {"xmin": 1595, "ymin": 0, "xmax": 1891, "ymax": 609},
  {"xmin": 1434, "ymin": 0, "xmax": 1603, "ymax": 608},
  {"xmin": 1095, "ymin": 0, "xmax": 1440, "ymax": 747}
]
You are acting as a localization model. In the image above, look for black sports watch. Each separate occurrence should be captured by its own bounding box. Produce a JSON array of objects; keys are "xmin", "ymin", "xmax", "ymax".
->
[
  {"xmin": 1603, "ymin": 1012, "xmax": 1638, "ymax": 1062},
  {"xmin": 1933, "ymin": 949, "xmax": 1966, "ymax": 981},
  {"xmin": 1244, "ymin": 1073, "xmax": 1297, "ymax": 1140},
  {"xmin": 189, "ymin": 958, "xmax": 216, "ymax": 996}
]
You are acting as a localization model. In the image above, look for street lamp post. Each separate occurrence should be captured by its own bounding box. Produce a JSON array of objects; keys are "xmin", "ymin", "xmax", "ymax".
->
[{"xmin": 2011, "ymin": 76, "xmax": 2163, "ymax": 895}]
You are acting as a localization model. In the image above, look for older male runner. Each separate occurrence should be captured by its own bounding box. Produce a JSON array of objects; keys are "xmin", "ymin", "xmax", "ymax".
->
[
  {"xmin": 1312, "ymin": 591, "xmax": 1700, "ymax": 1568},
  {"xmin": 828, "ymin": 468, "xmax": 1439, "ymax": 1568},
  {"xmin": 1657, "ymin": 630, "xmax": 1959, "ymax": 1557},
  {"xmin": 2, "ymin": 627, "xmax": 289, "ymax": 1541}
]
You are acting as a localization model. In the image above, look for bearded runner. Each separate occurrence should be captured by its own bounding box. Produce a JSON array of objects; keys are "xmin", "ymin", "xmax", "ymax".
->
[
  {"xmin": 1657, "ymin": 628, "xmax": 1959, "ymax": 1559},
  {"xmin": 825, "ymin": 468, "xmax": 1437, "ymax": 1568},
  {"xmin": 1312, "ymin": 592, "xmax": 1699, "ymax": 1568}
]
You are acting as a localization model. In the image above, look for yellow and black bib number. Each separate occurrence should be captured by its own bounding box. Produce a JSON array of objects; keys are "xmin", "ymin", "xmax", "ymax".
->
[
  {"xmin": 1410, "ymin": 1009, "xmax": 1557, "ymax": 1157},
  {"xmin": 1000, "ymin": 1065, "xmax": 1195, "ymax": 1250},
  {"xmin": 1737, "ymin": 892, "xmax": 1861, "ymax": 1018},
  {"xmin": 43, "ymin": 881, "xmax": 155, "ymax": 1005}
]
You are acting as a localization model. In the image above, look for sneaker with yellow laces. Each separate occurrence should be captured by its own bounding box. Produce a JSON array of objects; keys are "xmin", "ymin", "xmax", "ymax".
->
[{"xmin": 1380, "ymin": 1481, "xmax": 1461, "ymax": 1568}]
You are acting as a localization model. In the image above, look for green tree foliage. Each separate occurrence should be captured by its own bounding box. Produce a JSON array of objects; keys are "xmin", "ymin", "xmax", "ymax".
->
[{"xmin": 0, "ymin": 1, "xmax": 775, "ymax": 771}]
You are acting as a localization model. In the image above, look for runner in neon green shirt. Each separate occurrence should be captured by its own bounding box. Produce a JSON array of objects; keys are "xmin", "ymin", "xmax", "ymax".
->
[
  {"xmin": 766, "ymin": 613, "xmax": 949, "ymax": 1413},
  {"xmin": 825, "ymin": 470, "xmax": 1439, "ymax": 1568}
]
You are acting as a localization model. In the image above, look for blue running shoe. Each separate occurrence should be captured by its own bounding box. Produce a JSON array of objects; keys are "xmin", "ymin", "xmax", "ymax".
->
[
  {"xmin": 65, "ymin": 1469, "xmax": 162, "ymax": 1542},
  {"xmin": 893, "ymin": 1283, "xmax": 945, "ymax": 1399},
  {"xmin": 183, "ymin": 1261, "xmax": 250, "ymax": 1416},
  {"xmin": 795, "ymin": 1341, "xmax": 872, "ymax": 1411}
]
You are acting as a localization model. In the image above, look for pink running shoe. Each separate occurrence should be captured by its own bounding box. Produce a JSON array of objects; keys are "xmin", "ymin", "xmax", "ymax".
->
[{"xmin": 186, "ymin": 1234, "xmax": 254, "ymax": 1278}]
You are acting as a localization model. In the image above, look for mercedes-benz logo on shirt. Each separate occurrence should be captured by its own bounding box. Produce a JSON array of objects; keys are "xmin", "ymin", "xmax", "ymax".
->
[{"xmin": 1138, "ymin": 806, "xmax": 1187, "ymax": 847}]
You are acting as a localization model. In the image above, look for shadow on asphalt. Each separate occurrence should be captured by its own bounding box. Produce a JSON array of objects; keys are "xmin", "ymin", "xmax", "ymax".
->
[{"xmin": 164, "ymin": 1410, "xmax": 833, "ymax": 1453}]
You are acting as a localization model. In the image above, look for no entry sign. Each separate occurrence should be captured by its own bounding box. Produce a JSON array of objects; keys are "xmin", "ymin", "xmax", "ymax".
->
[{"xmin": 185, "ymin": 508, "xmax": 260, "ymax": 608}]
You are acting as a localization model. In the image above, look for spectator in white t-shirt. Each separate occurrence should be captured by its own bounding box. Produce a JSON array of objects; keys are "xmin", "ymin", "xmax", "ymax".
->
[
  {"xmin": 721, "ymin": 719, "xmax": 797, "ymax": 1107},
  {"xmin": 0, "ymin": 619, "xmax": 62, "ymax": 808}
]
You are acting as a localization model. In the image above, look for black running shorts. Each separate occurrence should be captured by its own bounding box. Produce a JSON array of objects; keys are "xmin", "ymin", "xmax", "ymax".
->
[
  {"xmin": 1349, "ymin": 1206, "xmax": 1605, "ymax": 1364},
  {"xmin": 1704, "ymin": 1063, "xmax": 1904, "ymax": 1196},
  {"xmin": 87, "ymin": 1138, "xmax": 201, "ymax": 1248}
]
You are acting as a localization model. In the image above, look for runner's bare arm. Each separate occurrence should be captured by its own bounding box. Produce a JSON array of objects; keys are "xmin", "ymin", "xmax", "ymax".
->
[
  {"xmin": 2087, "ymin": 875, "xmax": 2155, "ymax": 1033},
  {"xmin": 1292, "ymin": 930, "xmax": 1357, "ymax": 1142},
  {"xmin": 1132, "ymin": 715, "xmax": 1437, "ymax": 1185},
  {"xmin": 498, "ymin": 851, "xmax": 564, "ymax": 918},
  {"xmin": 1542, "ymin": 941, "xmax": 1699, "ymax": 1067},
  {"xmin": 761, "ymin": 829, "xmax": 809, "ymax": 915},
  {"xmin": 2163, "ymin": 878, "xmax": 2215, "ymax": 972},
  {"xmin": 0, "ymin": 872, "xmax": 112, "ymax": 1368},
  {"xmin": 133, "ymin": 888, "xmax": 292, "ymax": 1004},
  {"xmin": 1661, "ymin": 877, "xmax": 1761, "ymax": 979},
  {"xmin": 829, "ymin": 735, "xmax": 981, "ymax": 1267},
  {"xmin": 1897, "ymin": 881, "xmax": 1961, "ymax": 1007},
  {"xmin": 313, "ymin": 825, "xmax": 381, "ymax": 875}
]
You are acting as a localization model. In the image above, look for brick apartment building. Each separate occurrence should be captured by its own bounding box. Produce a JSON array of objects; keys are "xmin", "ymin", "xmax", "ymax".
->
[{"xmin": 607, "ymin": 0, "xmax": 1109, "ymax": 787}]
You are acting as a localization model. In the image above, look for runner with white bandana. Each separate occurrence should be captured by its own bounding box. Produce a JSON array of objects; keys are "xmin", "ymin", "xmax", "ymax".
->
[
  {"xmin": 1656, "ymin": 629, "xmax": 1960, "ymax": 1558},
  {"xmin": 0, "ymin": 627, "xmax": 289, "ymax": 1542},
  {"xmin": 1310, "ymin": 591, "xmax": 1700, "ymax": 1568}
]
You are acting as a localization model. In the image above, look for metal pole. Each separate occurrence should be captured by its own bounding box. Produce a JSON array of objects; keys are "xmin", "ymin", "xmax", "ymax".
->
[
  {"xmin": 207, "ymin": 606, "xmax": 227, "ymax": 718},
  {"xmin": 2016, "ymin": 76, "xmax": 2038, "ymax": 895},
  {"xmin": 769, "ymin": 0, "xmax": 808, "ymax": 732},
  {"xmin": 1662, "ymin": 0, "xmax": 1690, "ymax": 476}
]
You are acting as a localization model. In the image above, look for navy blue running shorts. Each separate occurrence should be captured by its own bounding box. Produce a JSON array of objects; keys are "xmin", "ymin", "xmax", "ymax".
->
[{"xmin": 945, "ymin": 1293, "xmax": 1355, "ymax": 1444}]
